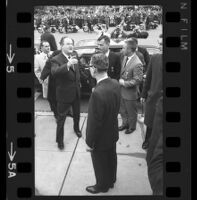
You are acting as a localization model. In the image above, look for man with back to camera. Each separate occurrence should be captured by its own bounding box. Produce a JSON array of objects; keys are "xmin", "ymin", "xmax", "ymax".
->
[
  {"xmin": 50, "ymin": 36, "xmax": 82, "ymax": 150},
  {"xmin": 97, "ymin": 35, "xmax": 121, "ymax": 81},
  {"xmin": 85, "ymin": 53, "xmax": 121, "ymax": 194},
  {"xmin": 119, "ymin": 38, "xmax": 143, "ymax": 134},
  {"xmin": 41, "ymin": 25, "xmax": 57, "ymax": 51},
  {"xmin": 140, "ymin": 34, "xmax": 163, "ymax": 149}
]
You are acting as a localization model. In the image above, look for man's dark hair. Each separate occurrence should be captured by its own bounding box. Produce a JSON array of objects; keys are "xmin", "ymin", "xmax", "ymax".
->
[
  {"xmin": 131, "ymin": 37, "xmax": 138, "ymax": 45},
  {"xmin": 97, "ymin": 35, "xmax": 110, "ymax": 44},
  {"xmin": 59, "ymin": 36, "xmax": 74, "ymax": 46},
  {"xmin": 91, "ymin": 53, "xmax": 109, "ymax": 73}
]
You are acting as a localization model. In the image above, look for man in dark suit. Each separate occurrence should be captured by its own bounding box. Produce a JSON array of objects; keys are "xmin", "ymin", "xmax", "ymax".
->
[
  {"xmin": 97, "ymin": 35, "xmax": 121, "ymax": 81},
  {"xmin": 86, "ymin": 53, "xmax": 121, "ymax": 194},
  {"xmin": 119, "ymin": 38, "xmax": 143, "ymax": 134},
  {"xmin": 140, "ymin": 35, "xmax": 162, "ymax": 149},
  {"xmin": 146, "ymin": 96, "xmax": 163, "ymax": 195},
  {"xmin": 41, "ymin": 25, "xmax": 57, "ymax": 51},
  {"xmin": 50, "ymin": 36, "xmax": 82, "ymax": 150},
  {"xmin": 133, "ymin": 37, "xmax": 150, "ymax": 73}
]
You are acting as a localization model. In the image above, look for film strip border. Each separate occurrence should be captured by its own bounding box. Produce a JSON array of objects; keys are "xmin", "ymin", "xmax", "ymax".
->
[{"xmin": 6, "ymin": 0, "xmax": 191, "ymax": 199}]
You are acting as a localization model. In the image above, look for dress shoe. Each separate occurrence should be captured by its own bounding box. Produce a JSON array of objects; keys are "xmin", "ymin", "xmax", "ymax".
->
[
  {"xmin": 74, "ymin": 130, "xmax": 82, "ymax": 138},
  {"xmin": 125, "ymin": 128, "xmax": 135, "ymax": 134},
  {"xmin": 86, "ymin": 185, "xmax": 109, "ymax": 194},
  {"xmin": 118, "ymin": 125, "xmax": 129, "ymax": 131},
  {"xmin": 58, "ymin": 143, "xmax": 64, "ymax": 150},
  {"xmin": 142, "ymin": 141, "xmax": 149, "ymax": 150}
]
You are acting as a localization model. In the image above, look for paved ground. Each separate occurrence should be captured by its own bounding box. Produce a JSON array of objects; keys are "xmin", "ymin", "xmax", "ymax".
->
[
  {"xmin": 34, "ymin": 25, "xmax": 162, "ymax": 196},
  {"xmin": 35, "ymin": 112, "xmax": 150, "ymax": 196}
]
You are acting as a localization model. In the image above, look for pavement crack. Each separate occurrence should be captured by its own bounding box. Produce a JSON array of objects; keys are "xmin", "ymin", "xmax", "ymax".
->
[{"xmin": 58, "ymin": 117, "xmax": 87, "ymax": 196}]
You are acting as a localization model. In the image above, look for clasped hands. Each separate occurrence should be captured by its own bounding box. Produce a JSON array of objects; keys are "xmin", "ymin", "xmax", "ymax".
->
[
  {"xmin": 119, "ymin": 78, "xmax": 125, "ymax": 86},
  {"xmin": 67, "ymin": 57, "xmax": 78, "ymax": 69}
]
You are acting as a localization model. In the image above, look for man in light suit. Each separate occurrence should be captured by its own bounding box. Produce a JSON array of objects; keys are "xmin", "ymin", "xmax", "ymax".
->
[
  {"xmin": 34, "ymin": 40, "xmax": 53, "ymax": 99},
  {"xmin": 119, "ymin": 38, "xmax": 143, "ymax": 134},
  {"xmin": 86, "ymin": 53, "xmax": 121, "ymax": 194},
  {"xmin": 51, "ymin": 36, "xmax": 82, "ymax": 150}
]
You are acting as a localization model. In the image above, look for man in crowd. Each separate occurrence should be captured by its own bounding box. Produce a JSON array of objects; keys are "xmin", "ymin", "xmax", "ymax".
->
[
  {"xmin": 119, "ymin": 38, "xmax": 143, "ymax": 134},
  {"xmin": 97, "ymin": 35, "xmax": 121, "ymax": 81},
  {"xmin": 51, "ymin": 36, "xmax": 82, "ymax": 150},
  {"xmin": 41, "ymin": 25, "xmax": 57, "ymax": 51},
  {"xmin": 34, "ymin": 40, "xmax": 53, "ymax": 99},
  {"xmin": 132, "ymin": 37, "xmax": 150, "ymax": 73},
  {"xmin": 86, "ymin": 53, "xmax": 121, "ymax": 194},
  {"xmin": 140, "ymin": 34, "xmax": 162, "ymax": 149}
]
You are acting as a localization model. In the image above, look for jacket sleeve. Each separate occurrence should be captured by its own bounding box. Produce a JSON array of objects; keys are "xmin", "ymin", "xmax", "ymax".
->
[
  {"xmin": 51, "ymin": 59, "xmax": 69, "ymax": 77},
  {"xmin": 143, "ymin": 48, "xmax": 150, "ymax": 73},
  {"xmin": 124, "ymin": 64, "xmax": 143, "ymax": 88},
  {"xmin": 115, "ymin": 54, "xmax": 121, "ymax": 80},
  {"xmin": 40, "ymin": 59, "xmax": 51, "ymax": 81},
  {"xmin": 141, "ymin": 56, "xmax": 153, "ymax": 98},
  {"xmin": 86, "ymin": 92, "xmax": 104, "ymax": 149},
  {"xmin": 34, "ymin": 55, "xmax": 41, "ymax": 81}
]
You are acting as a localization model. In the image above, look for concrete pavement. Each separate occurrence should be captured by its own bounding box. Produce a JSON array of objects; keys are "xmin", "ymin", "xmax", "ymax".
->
[{"xmin": 35, "ymin": 111, "xmax": 152, "ymax": 196}]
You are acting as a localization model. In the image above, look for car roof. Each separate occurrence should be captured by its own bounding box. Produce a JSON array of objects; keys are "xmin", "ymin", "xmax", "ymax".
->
[{"xmin": 74, "ymin": 39, "xmax": 160, "ymax": 56}]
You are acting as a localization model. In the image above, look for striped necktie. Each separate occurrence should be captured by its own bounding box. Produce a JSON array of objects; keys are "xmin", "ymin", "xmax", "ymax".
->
[{"xmin": 123, "ymin": 57, "xmax": 128, "ymax": 68}]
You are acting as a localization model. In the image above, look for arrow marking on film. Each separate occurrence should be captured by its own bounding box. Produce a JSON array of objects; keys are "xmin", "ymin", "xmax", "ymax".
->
[
  {"xmin": 6, "ymin": 44, "xmax": 15, "ymax": 64},
  {"xmin": 8, "ymin": 142, "xmax": 16, "ymax": 162}
]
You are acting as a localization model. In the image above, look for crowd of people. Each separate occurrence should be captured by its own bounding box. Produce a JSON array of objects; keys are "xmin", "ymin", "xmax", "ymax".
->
[
  {"xmin": 34, "ymin": 27, "xmax": 163, "ymax": 194},
  {"xmin": 34, "ymin": 6, "xmax": 162, "ymax": 32}
]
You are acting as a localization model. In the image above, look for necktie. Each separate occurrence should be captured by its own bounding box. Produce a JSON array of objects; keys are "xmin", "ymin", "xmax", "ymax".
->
[
  {"xmin": 123, "ymin": 57, "xmax": 128, "ymax": 68},
  {"xmin": 68, "ymin": 56, "xmax": 75, "ymax": 71}
]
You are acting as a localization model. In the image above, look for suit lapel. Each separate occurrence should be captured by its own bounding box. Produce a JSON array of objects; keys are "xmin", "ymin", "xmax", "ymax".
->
[
  {"xmin": 59, "ymin": 52, "xmax": 68, "ymax": 64},
  {"xmin": 121, "ymin": 55, "xmax": 136, "ymax": 74}
]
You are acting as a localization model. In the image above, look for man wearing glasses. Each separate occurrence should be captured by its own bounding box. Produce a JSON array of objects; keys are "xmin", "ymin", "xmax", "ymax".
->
[{"xmin": 86, "ymin": 53, "xmax": 121, "ymax": 194}]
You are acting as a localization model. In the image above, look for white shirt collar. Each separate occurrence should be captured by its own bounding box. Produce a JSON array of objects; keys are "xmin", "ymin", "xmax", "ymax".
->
[
  {"xmin": 62, "ymin": 51, "xmax": 70, "ymax": 60},
  {"xmin": 105, "ymin": 50, "xmax": 110, "ymax": 57},
  {"xmin": 97, "ymin": 75, "xmax": 108, "ymax": 84},
  {"xmin": 127, "ymin": 53, "xmax": 135, "ymax": 61}
]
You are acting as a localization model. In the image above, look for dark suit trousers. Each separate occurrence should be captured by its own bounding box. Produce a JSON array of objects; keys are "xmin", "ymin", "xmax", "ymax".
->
[
  {"xmin": 56, "ymin": 97, "xmax": 80, "ymax": 144},
  {"xmin": 91, "ymin": 144, "xmax": 117, "ymax": 189},
  {"xmin": 120, "ymin": 98, "xmax": 137, "ymax": 130}
]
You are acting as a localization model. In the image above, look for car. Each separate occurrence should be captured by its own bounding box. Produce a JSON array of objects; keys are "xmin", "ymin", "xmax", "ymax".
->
[{"xmin": 74, "ymin": 39, "xmax": 161, "ymax": 96}]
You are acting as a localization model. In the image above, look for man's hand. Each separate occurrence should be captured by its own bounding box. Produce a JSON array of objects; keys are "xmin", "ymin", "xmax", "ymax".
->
[
  {"xmin": 39, "ymin": 79, "xmax": 44, "ymax": 84},
  {"xmin": 86, "ymin": 146, "xmax": 93, "ymax": 152},
  {"xmin": 140, "ymin": 98, "xmax": 146, "ymax": 103},
  {"xmin": 67, "ymin": 57, "xmax": 78, "ymax": 68},
  {"xmin": 119, "ymin": 79, "xmax": 125, "ymax": 86}
]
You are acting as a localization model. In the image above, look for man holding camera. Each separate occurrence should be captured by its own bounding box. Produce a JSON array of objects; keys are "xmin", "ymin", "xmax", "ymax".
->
[{"xmin": 51, "ymin": 36, "xmax": 82, "ymax": 150}]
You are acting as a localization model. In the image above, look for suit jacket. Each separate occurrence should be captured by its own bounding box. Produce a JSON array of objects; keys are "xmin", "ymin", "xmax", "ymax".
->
[
  {"xmin": 141, "ymin": 53, "xmax": 162, "ymax": 127},
  {"xmin": 120, "ymin": 53, "xmax": 143, "ymax": 100},
  {"xmin": 51, "ymin": 52, "xmax": 81, "ymax": 103},
  {"xmin": 86, "ymin": 78, "xmax": 121, "ymax": 150},
  {"xmin": 41, "ymin": 32, "xmax": 57, "ymax": 51},
  {"xmin": 138, "ymin": 46, "xmax": 150, "ymax": 73},
  {"xmin": 40, "ymin": 50, "xmax": 61, "ymax": 102},
  {"xmin": 146, "ymin": 96, "xmax": 163, "ymax": 195},
  {"xmin": 108, "ymin": 51, "xmax": 121, "ymax": 80}
]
